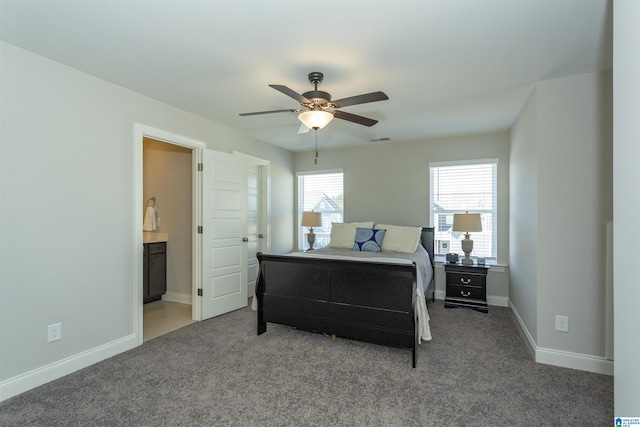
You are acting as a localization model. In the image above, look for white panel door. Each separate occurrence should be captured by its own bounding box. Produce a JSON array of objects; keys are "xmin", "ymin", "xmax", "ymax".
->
[
  {"xmin": 246, "ymin": 164, "xmax": 261, "ymax": 298},
  {"xmin": 201, "ymin": 150, "xmax": 248, "ymax": 320}
]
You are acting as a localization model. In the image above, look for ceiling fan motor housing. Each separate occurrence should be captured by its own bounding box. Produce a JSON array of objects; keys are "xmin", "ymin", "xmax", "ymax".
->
[
  {"xmin": 304, "ymin": 72, "xmax": 331, "ymax": 107},
  {"xmin": 302, "ymin": 90, "xmax": 332, "ymax": 108}
]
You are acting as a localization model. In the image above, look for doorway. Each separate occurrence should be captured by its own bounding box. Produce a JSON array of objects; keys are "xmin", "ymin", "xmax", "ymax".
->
[
  {"xmin": 142, "ymin": 138, "xmax": 195, "ymax": 341},
  {"xmin": 134, "ymin": 124, "xmax": 205, "ymax": 345}
]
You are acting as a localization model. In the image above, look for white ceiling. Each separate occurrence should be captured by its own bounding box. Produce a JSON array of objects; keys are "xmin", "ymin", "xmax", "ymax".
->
[{"xmin": 0, "ymin": 0, "xmax": 612, "ymax": 152}]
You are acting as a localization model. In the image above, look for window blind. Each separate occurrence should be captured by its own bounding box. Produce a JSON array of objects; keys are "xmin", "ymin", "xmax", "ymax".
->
[
  {"xmin": 297, "ymin": 170, "xmax": 344, "ymax": 250},
  {"xmin": 429, "ymin": 160, "xmax": 497, "ymax": 259}
]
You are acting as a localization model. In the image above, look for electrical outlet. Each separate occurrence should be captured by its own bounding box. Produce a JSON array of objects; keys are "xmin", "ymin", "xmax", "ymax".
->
[
  {"xmin": 48, "ymin": 323, "xmax": 62, "ymax": 342},
  {"xmin": 555, "ymin": 315, "xmax": 569, "ymax": 333}
]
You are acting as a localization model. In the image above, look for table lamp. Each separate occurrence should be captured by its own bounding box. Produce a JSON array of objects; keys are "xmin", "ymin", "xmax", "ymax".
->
[
  {"xmin": 301, "ymin": 211, "xmax": 322, "ymax": 250},
  {"xmin": 452, "ymin": 211, "xmax": 482, "ymax": 265}
]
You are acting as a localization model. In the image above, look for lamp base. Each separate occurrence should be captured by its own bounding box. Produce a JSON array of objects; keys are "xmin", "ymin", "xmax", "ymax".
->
[
  {"xmin": 306, "ymin": 230, "xmax": 316, "ymax": 251},
  {"xmin": 461, "ymin": 233, "xmax": 474, "ymax": 265}
]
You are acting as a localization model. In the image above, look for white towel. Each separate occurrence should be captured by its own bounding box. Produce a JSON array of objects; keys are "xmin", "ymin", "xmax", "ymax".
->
[{"xmin": 143, "ymin": 207, "xmax": 156, "ymax": 231}]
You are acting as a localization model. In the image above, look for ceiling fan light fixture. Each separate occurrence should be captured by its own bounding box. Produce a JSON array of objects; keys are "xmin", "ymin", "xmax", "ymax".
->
[{"xmin": 298, "ymin": 110, "xmax": 334, "ymax": 130}]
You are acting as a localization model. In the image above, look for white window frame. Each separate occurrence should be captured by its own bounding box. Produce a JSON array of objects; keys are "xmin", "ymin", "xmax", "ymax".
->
[
  {"xmin": 296, "ymin": 169, "xmax": 344, "ymax": 250},
  {"xmin": 429, "ymin": 158, "xmax": 498, "ymax": 261}
]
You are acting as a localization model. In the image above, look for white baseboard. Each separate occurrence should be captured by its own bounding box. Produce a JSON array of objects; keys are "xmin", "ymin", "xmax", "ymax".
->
[
  {"xmin": 536, "ymin": 347, "xmax": 613, "ymax": 375},
  {"xmin": 487, "ymin": 295, "xmax": 508, "ymax": 307},
  {"xmin": 509, "ymin": 301, "xmax": 537, "ymax": 356},
  {"xmin": 162, "ymin": 291, "xmax": 192, "ymax": 305},
  {"xmin": 510, "ymin": 300, "xmax": 613, "ymax": 376},
  {"xmin": 0, "ymin": 334, "xmax": 138, "ymax": 402}
]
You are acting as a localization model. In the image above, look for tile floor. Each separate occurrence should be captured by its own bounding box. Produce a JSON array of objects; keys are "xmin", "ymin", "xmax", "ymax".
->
[{"xmin": 143, "ymin": 300, "xmax": 194, "ymax": 342}]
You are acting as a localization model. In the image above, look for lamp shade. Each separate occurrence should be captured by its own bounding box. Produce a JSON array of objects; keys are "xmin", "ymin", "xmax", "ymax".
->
[
  {"xmin": 452, "ymin": 212, "xmax": 482, "ymax": 232},
  {"xmin": 298, "ymin": 110, "xmax": 334, "ymax": 130},
  {"xmin": 301, "ymin": 211, "xmax": 322, "ymax": 228}
]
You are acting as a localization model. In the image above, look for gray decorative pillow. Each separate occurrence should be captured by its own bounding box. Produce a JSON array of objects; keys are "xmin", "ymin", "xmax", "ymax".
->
[{"xmin": 353, "ymin": 228, "xmax": 386, "ymax": 252}]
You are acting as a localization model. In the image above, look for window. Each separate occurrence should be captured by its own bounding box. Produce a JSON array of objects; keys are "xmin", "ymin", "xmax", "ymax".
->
[
  {"xmin": 429, "ymin": 159, "xmax": 497, "ymax": 259},
  {"xmin": 297, "ymin": 170, "xmax": 344, "ymax": 250}
]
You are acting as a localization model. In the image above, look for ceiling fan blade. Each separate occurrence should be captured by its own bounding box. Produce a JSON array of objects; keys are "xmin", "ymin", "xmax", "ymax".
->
[
  {"xmin": 297, "ymin": 123, "xmax": 310, "ymax": 134},
  {"xmin": 332, "ymin": 91, "xmax": 389, "ymax": 108},
  {"xmin": 333, "ymin": 110, "xmax": 378, "ymax": 127},
  {"xmin": 239, "ymin": 109, "xmax": 297, "ymax": 116},
  {"xmin": 269, "ymin": 85, "xmax": 310, "ymax": 104}
]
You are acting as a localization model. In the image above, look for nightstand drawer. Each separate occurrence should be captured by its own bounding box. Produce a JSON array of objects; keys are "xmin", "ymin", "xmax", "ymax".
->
[
  {"xmin": 448, "ymin": 272, "xmax": 484, "ymax": 288},
  {"xmin": 446, "ymin": 283, "xmax": 484, "ymax": 300}
]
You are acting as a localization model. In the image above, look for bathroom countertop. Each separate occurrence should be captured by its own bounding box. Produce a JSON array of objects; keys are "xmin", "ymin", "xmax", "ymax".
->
[{"xmin": 143, "ymin": 232, "xmax": 168, "ymax": 244}]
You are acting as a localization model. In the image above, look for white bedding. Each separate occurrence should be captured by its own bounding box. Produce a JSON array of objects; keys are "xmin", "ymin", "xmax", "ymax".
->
[{"xmin": 252, "ymin": 244, "xmax": 433, "ymax": 343}]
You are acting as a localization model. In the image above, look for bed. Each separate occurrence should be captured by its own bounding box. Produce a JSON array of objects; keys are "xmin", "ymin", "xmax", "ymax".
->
[{"xmin": 255, "ymin": 226, "xmax": 434, "ymax": 367}]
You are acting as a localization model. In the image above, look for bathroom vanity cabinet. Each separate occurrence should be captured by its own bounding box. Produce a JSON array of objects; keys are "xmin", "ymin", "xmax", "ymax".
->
[{"xmin": 143, "ymin": 242, "xmax": 166, "ymax": 303}]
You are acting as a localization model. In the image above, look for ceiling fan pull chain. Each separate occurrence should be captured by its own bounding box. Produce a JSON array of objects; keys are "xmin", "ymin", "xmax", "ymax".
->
[{"xmin": 314, "ymin": 129, "xmax": 319, "ymax": 165}]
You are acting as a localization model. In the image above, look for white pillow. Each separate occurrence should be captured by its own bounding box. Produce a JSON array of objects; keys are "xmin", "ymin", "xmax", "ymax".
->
[
  {"xmin": 375, "ymin": 224, "xmax": 422, "ymax": 253},
  {"xmin": 329, "ymin": 221, "xmax": 375, "ymax": 249}
]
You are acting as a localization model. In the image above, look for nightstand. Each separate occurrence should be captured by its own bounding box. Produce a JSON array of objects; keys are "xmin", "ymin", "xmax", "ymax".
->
[{"xmin": 444, "ymin": 262, "xmax": 489, "ymax": 313}]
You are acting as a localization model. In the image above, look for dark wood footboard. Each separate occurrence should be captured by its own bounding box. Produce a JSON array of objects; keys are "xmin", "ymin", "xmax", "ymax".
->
[{"xmin": 256, "ymin": 254, "xmax": 419, "ymax": 367}]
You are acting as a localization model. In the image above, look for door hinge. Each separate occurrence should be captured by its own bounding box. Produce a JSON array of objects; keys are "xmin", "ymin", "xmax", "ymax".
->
[
  {"xmin": 198, "ymin": 226, "xmax": 203, "ymax": 234},
  {"xmin": 197, "ymin": 163, "xmax": 203, "ymax": 171},
  {"xmin": 197, "ymin": 288, "xmax": 203, "ymax": 297}
]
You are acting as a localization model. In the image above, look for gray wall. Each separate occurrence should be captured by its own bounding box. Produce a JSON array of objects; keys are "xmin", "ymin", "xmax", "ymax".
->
[
  {"xmin": 509, "ymin": 70, "xmax": 613, "ymax": 367},
  {"xmin": 0, "ymin": 41, "xmax": 294, "ymax": 397},
  {"xmin": 536, "ymin": 72, "xmax": 612, "ymax": 356},
  {"xmin": 509, "ymin": 87, "xmax": 539, "ymax": 342},
  {"xmin": 613, "ymin": 0, "xmax": 640, "ymax": 415},
  {"xmin": 294, "ymin": 131, "xmax": 511, "ymax": 303}
]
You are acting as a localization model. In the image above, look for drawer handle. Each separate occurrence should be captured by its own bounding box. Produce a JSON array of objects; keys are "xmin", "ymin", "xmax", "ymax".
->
[
  {"xmin": 460, "ymin": 278, "xmax": 471, "ymax": 285},
  {"xmin": 461, "ymin": 290, "xmax": 471, "ymax": 297}
]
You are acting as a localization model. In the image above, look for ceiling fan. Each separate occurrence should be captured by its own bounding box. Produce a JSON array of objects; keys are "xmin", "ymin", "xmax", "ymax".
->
[{"xmin": 239, "ymin": 72, "xmax": 389, "ymax": 133}]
